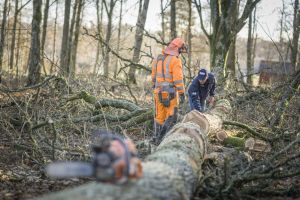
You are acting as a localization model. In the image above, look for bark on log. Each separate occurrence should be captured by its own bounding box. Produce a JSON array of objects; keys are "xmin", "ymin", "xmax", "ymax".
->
[
  {"xmin": 69, "ymin": 91, "xmax": 141, "ymax": 112},
  {"xmin": 37, "ymin": 100, "xmax": 231, "ymax": 200},
  {"xmin": 215, "ymin": 131, "xmax": 271, "ymax": 152}
]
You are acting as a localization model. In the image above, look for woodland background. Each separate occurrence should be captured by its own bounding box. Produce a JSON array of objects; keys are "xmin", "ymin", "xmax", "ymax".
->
[{"xmin": 0, "ymin": 0, "xmax": 299, "ymax": 199}]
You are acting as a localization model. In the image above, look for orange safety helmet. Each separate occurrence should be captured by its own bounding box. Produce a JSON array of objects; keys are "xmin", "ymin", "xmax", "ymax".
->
[{"xmin": 164, "ymin": 38, "xmax": 188, "ymax": 56}]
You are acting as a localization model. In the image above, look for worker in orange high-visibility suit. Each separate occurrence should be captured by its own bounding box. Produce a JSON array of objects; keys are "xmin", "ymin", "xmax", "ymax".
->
[{"xmin": 151, "ymin": 38, "xmax": 187, "ymax": 144}]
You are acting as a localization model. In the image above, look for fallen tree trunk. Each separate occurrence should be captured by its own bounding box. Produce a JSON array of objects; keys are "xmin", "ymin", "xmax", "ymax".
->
[
  {"xmin": 215, "ymin": 130, "xmax": 271, "ymax": 152},
  {"xmin": 68, "ymin": 91, "xmax": 141, "ymax": 112},
  {"xmin": 32, "ymin": 92, "xmax": 152, "ymax": 130},
  {"xmin": 37, "ymin": 100, "xmax": 231, "ymax": 200}
]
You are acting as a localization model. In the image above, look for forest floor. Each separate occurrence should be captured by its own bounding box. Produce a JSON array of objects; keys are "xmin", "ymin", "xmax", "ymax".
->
[{"xmin": 0, "ymin": 73, "xmax": 299, "ymax": 200}]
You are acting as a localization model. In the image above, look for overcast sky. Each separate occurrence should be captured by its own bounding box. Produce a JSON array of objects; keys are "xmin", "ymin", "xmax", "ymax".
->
[
  {"xmin": 115, "ymin": 0, "xmax": 286, "ymax": 41},
  {"xmin": 46, "ymin": 0, "xmax": 289, "ymax": 41}
]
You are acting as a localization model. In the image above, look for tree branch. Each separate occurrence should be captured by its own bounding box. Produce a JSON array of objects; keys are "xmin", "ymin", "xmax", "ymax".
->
[
  {"xmin": 236, "ymin": 0, "xmax": 261, "ymax": 32},
  {"xmin": 0, "ymin": 76, "xmax": 56, "ymax": 93},
  {"xmin": 223, "ymin": 120, "xmax": 271, "ymax": 142},
  {"xmin": 193, "ymin": 0, "xmax": 211, "ymax": 39},
  {"xmin": 82, "ymin": 27, "xmax": 151, "ymax": 72}
]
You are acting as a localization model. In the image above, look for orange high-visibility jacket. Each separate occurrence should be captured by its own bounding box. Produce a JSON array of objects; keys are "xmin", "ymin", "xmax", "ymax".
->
[{"xmin": 151, "ymin": 54, "xmax": 185, "ymax": 94}]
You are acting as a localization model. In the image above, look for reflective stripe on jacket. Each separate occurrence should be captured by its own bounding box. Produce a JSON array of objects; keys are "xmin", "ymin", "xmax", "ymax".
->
[{"xmin": 151, "ymin": 54, "xmax": 185, "ymax": 94}]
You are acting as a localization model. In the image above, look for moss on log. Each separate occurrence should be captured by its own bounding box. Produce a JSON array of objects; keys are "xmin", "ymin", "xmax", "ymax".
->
[
  {"xmin": 120, "ymin": 110, "xmax": 153, "ymax": 128},
  {"xmin": 223, "ymin": 136, "xmax": 245, "ymax": 148},
  {"xmin": 37, "ymin": 100, "xmax": 231, "ymax": 200},
  {"xmin": 95, "ymin": 99, "xmax": 141, "ymax": 112},
  {"xmin": 215, "ymin": 131, "xmax": 271, "ymax": 151},
  {"xmin": 72, "ymin": 109, "xmax": 151, "ymax": 123},
  {"xmin": 73, "ymin": 91, "xmax": 141, "ymax": 112}
]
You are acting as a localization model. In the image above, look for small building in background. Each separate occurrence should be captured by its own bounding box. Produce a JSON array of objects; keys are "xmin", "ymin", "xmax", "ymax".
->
[{"xmin": 258, "ymin": 60, "xmax": 297, "ymax": 85}]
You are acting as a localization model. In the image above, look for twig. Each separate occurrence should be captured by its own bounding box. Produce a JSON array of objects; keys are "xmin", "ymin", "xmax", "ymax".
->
[
  {"xmin": 82, "ymin": 27, "xmax": 151, "ymax": 72},
  {"xmin": 223, "ymin": 120, "xmax": 271, "ymax": 141},
  {"xmin": 0, "ymin": 76, "xmax": 56, "ymax": 93}
]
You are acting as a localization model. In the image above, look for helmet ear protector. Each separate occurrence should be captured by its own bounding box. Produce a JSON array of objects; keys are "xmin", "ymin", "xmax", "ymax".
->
[{"xmin": 179, "ymin": 44, "xmax": 188, "ymax": 54}]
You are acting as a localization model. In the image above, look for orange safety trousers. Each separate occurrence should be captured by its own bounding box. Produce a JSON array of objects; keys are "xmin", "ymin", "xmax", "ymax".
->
[
  {"xmin": 151, "ymin": 54, "xmax": 184, "ymax": 125},
  {"xmin": 154, "ymin": 92, "xmax": 178, "ymax": 125}
]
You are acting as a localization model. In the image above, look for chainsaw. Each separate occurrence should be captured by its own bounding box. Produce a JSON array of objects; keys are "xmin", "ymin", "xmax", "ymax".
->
[{"xmin": 46, "ymin": 130, "xmax": 142, "ymax": 183}]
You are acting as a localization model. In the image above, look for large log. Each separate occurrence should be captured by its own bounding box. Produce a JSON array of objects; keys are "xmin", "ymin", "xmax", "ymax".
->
[{"xmin": 37, "ymin": 100, "xmax": 231, "ymax": 200}]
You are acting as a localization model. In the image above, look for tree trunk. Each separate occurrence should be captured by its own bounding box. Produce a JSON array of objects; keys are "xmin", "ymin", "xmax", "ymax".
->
[
  {"xmin": 37, "ymin": 100, "xmax": 231, "ymax": 200},
  {"xmin": 128, "ymin": 0, "xmax": 150, "ymax": 84},
  {"xmin": 27, "ymin": 0, "xmax": 42, "ymax": 86},
  {"xmin": 0, "ymin": 0, "xmax": 9, "ymax": 83},
  {"xmin": 40, "ymin": 0, "xmax": 50, "ymax": 74},
  {"xmin": 290, "ymin": 0, "xmax": 300, "ymax": 71},
  {"xmin": 9, "ymin": 0, "xmax": 19, "ymax": 70},
  {"xmin": 16, "ymin": 8, "xmax": 22, "ymax": 84},
  {"xmin": 94, "ymin": 0, "xmax": 100, "ymax": 75},
  {"xmin": 170, "ymin": 0, "xmax": 177, "ymax": 39},
  {"xmin": 210, "ymin": 37, "xmax": 231, "ymax": 78},
  {"xmin": 103, "ymin": 0, "xmax": 117, "ymax": 77},
  {"xmin": 59, "ymin": 0, "xmax": 71, "ymax": 77},
  {"xmin": 50, "ymin": 0, "xmax": 59, "ymax": 74},
  {"xmin": 113, "ymin": 0, "xmax": 123, "ymax": 78},
  {"xmin": 278, "ymin": 1, "xmax": 285, "ymax": 60},
  {"xmin": 247, "ymin": 8, "xmax": 253, "ymax": 85},
  {"xmin": 94, "ymin": 0, "xmax": 103, "ymax": 75},
  {"xmin": 225, "ymin": 39, "xmax": 236, "ymax": 78},
  {"xmin": 70, "ymin": 0, "xmax": 84, "ymax": 77},
  {"xmin": 67, "ymin": 0, "xmax": 79, "ymax": 77}
]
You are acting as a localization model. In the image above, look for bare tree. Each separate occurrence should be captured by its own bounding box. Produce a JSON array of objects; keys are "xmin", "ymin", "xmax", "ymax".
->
[
  {"xmin": 224, "ymin": 0, "xmax": 239, "ymax": 78},
  {"xmin": 170, "ymin": 0, "xmax": 177, "ymax": 39},
  {"xmin": 60, "ymin": 0, "xmax": 71, "ymax": 77},
  {"xmin": 16, "ymin": 5, "xmax": 22, "ymax": 83},
  {"xmin": 50, "ymin": 0, "xmax": 59, "ymax": 74},
  {"xmin": 278, "ymin": 0, "xmax": 285, "ymax": 59},
  {"xmin": 246, "ymin": 6, "xmax": 256, "ymax": 85},
  {"xmin": 128, "ymin": 0, "xmax": 150, "ymax": 83},
  {"xmin": 194, "ymin": 0, "xmax": 260, "ymax": 78},
  {"xmin": 27, "ymin": 0, "xmax": 42, "ymax": 85},
  {"xmin": 94, "ymin": 0, "xmax": 104, "ymax": 75},
  {"xmin": 50, "ymin": 1, "xmax": 58, "ymax": 74},
  {"xmin": 102, "ymin": 0, "xmax": 118, "ymax": 77},
  {"xmin": 290, "ymin": 0, "xmax": 300, "ymax": 71},
  {"xmin": 41, "ymin": 0, "xmax": 50, "ymax": 73},
  {"xmin": 67, "ymin": 0, "xmax": 79, "ymax": 76},
  {"xmin": 0, "ymin": 0, "xmax": 9, "ymax": 83},
  {"xmin": 9, "ymin": 0, "xmax": 19, "ymax": 70},
  {"xmin": 113, "ymin": 0, "xmax": 124, "ymax": 78},
  {"xmin": 70, "ymin": 0, "xmax": 84, "ymax": 77}
]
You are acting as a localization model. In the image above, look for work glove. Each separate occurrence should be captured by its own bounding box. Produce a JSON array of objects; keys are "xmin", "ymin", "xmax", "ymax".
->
[
  {"xmin": 208, "ymin": 96, "xmax": 215, "ymax": 106},
  {"xmin": 179, "ymin": 94, "xmax": 185, "ymax": 105}
]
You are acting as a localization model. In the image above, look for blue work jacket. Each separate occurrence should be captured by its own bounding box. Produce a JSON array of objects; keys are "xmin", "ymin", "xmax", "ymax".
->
[{"xmin": 188, "ymin": 73, "xmax": 216, "ymax": 111}]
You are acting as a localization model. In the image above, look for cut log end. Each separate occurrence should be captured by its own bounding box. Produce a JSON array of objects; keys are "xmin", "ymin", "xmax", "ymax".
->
[
  {"xmin": 245, "ymin": 137, "xmax": 271, "ymax": 152},
  {"xmin": 216, "ymin": 130, "xmax": 228, "ymax": 141},
  {"xmin": 182, "ymin": 110, "xmax": 209, "ymax": 133}
]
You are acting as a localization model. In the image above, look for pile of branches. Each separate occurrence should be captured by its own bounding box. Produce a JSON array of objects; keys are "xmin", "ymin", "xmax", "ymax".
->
[
  {"xmin": 196, "ymin": 70, "xmax": 300, "ymax": 199},
  {"xmin": 0, "ymin": 75, "xmax": 153, "ymax": 167}
]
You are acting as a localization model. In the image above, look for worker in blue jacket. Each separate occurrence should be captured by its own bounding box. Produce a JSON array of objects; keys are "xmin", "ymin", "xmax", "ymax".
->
[{"xmin": 188, "ymin": 68, "xmax": 216, "ymax": 112}]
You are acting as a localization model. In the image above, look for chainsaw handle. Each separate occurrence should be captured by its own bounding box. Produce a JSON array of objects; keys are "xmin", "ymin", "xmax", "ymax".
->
[{"xmin": 91, "ymin": 130, "xmax": 131, "ymax": 179}]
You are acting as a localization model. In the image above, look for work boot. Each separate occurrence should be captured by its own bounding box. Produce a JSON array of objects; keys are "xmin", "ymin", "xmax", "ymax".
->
[
  {"xmin": 157, "ymin": 108, "xmax": 178, "ymax": 144},
  {"xmin": 150, "ymin": 122, "xmax": 162, "ymax": 145},
  {"xmin": 156, "ymin": 116, "xmax": 175, "ymax": 145}
]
